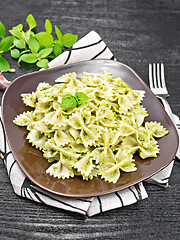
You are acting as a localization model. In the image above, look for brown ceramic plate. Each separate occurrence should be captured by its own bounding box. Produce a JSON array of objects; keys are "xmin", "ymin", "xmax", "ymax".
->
[{"xmin": 2, "ymin": 60, "xmax": 179, "ymax": 198}]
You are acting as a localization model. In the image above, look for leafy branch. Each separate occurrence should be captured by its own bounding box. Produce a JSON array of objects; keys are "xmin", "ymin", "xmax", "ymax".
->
[{"xmin": 0, "ymin": 14, "xmax": 78, "ymax": 72}]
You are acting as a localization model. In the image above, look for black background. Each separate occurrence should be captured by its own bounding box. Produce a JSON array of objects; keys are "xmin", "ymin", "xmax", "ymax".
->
[{"xmin": 0, "ymin": 1, "xmax": 179, "ymax": 239}]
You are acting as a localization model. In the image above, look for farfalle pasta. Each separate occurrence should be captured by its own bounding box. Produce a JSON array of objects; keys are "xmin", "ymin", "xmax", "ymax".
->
[{"xmin": 13, "ymin": 72, "xmax": 168, "ymax": 183}]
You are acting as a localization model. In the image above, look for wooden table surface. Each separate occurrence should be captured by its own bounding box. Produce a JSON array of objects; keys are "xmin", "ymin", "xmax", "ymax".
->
[{"xmin": 0, "ymin": 0, "xmax": 179, "ymax": 239}]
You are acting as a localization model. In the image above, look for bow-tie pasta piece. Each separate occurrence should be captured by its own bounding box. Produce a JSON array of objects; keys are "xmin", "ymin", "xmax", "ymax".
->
[
  {"xmin": 46, "ymin": 160, "xmax": 74, "ymax": 179},
  {"xmin": 145, "ymin": 121, "xmax": 169, "ymax": 138},
  {"xmin": 98, "ymin": 148, "xmax": 120, "ymax": 183},
  {"xmin": 71, "ymin": 143, "xmax": 88, "ymax": 153},
  {"xmin": 96, "ymin": 102, "xmax": 118, "ymax": 128},
  {"xmin": 26, "ymin": 129, "xmax": 48, "ymax": 150},
  {"xmin": 54, "ymin": 129, "xmax": 72, "ymax": 147},
  {"xmin": 138, "ymin": 137, "xmax": 160, "ymax": 159},
  {"xmin": 13, "ymin": 111, "xmax": 34, "ymax": 126},
  {"xmin": 74, "ymin": 152, "xmax": 93, "ymax": 177},
  {"xmin": 55, "ymin": 72, "xmax": 77, "ymax": 83}
]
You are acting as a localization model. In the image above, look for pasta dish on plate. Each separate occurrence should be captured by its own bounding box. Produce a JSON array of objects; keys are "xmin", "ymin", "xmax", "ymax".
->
[{"xmin": 13, "ymin": 72, "xmax": 168, "ymax": 183}]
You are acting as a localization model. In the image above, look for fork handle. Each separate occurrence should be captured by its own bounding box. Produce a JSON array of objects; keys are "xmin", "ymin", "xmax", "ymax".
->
[{"xmin": 158, "ymin": 97, "xmax": 176, "ymax": 125}]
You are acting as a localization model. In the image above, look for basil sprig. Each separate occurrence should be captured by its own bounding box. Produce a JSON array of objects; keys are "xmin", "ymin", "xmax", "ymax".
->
[
  {"xmin": 0, "ymin": 14, "xmax": 78, "ymax": 72},
  {"xmin": 61, "ymin": 92, "xmax": 89, "ymax": 109}
]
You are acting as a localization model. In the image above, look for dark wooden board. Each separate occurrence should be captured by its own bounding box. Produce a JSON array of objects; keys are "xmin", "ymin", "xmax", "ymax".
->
[{"xmin": 0, "ymin": 0, "xmax": 179, "ymax": 239}]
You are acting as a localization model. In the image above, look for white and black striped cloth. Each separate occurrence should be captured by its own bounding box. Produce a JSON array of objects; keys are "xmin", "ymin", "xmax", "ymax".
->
[{"xmin": 0, "ymin": 31, "xmax": 179, "ymax": 216}]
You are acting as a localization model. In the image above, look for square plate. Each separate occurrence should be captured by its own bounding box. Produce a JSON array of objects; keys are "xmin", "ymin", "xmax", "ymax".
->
[{"xmin": 2, "ymin": 60, "xmax": 179, "ymax": 198}]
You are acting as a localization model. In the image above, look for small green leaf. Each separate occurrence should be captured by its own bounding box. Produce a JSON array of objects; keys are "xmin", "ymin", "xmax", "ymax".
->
[
  {"xmin": 62, "ymin": 33, "xmax": 78, "ymax": 48},
  {"xmin": 14, "ymin": 38, "xmax": 26, "ymax": 49},
  {"xmin": 11, "ymin": 49, "xmax": 20, "ymax": 58},
  {"xmin": 38, "ymin": 47, "xmax": 53, "ymax": 58},
  {"xmin": 46, "ymin": 53, "xmax": 55, "ymax": 59},
  {"xmin": 61, "ymin": 94, "xmax": 77, "ymax": 109},
  {"xmin": 18, "ymin": 53, "xmax": 37, "ymax": 65},
  {"xmin": 35, "ymin": 32, "xmax": 53, "ymax": 47},
  {"xmin": 9, "ymin": 29, "xmax": 23, "ymax": 39},
  {"xmin": 45, "ymin": 19, "xmax": 52, "ymax": 34},
  {"xmin": 53, "ymin": 43, "xmax": 62, "ymax": 57},
  {"xmin": 26, "ymin": 14, "xmax": 37, "ymax": 30},
  {"xmin": 0, "ymin": 55, "xmax": 10, "ymax": 72},
  {"xmin": 0, "ymin": 21, "xmax": 6, "ymax": 39},
  {"xmin": 36, "ymin": 59, "xmax": 49, "ymax": 68},
  {"xmin": 55, "ymin": 25, "xmax": 63, "ymax": 47},
  {"xmin": 14, "ymin": 24, "xmax": 23, "ymax": 31},
  {"xmin": 75, "ymin": 92, "xmax": 89, "ymax": 105},
  {"xmin": 0, "ymin": 36, "xmax": 14, "ymax": 52},
  {"xmin": 25, "ymin": 30, "xmax": 35, "ymax": 42},
  {"xmin": 9, "ymin": 25, "xmax": 23, "ymax": 39},
  {"xmin": 28, "ymin": 36, "xmax": 39, "ymax": 53}
]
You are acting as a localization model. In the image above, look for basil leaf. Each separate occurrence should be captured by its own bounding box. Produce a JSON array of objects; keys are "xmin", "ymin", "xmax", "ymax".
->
[
  {"xmin": 28, "ymin": 36, "xmax": 39, "ymax": 53},
  {"xmin": 11, "ymin": 49, "xmax": 20, "ymax": 58},
  {"xmin": 62, "ymin": 33, "xmax": 78, "ymax": 48},
  {"xmin": 0, "ymin": 55, "xmax": 10, "ymax": 72},
  {"xmin": 9, "ymin": 29, "xmax": 23, "ymax": 39},
  {"xmin": 53, "ymin": 43, "xmax": 62, "ymax": 57},
  {"xmin": 26, "ymin": 14, "xmax": 36, "ymax": 30},
  {"xmin": 14, "ymin": 38, "xmax": 26, "ymax": 49},
  {"xmin": 75, "ymin": 92, "xmax": 89, "ymax": 105},
  {"xmin": 25, "ymin": 30, "xmax": 35, "ymax": 42},
  {"xmin": 38, "ymin": 47, "xmax": 53, "ymax": 58},
  {"xmin": 35, "ymin": 32, "xmax": 53, "ymax": 47},
  {"xmin": 18, "ymin": 53, "xmax": 37, "ymax": 65},
  {"xmin": 0, "ymin": 36, "xmax": 14, "ymax": 52},
  {"xmin": 0, "ymin": 21, "xmax": 5, "ymax": 39},
  {"xmin": 61, "ymin": 94, "xmax": 77, "ymax": 109},
  {"xmin": 14, "ymin": 24, "xmax": 23, "ymax": 31},
  {"xmin": 46, "ymin": 53, "xmax": 55, "ymax": 59},
  {"xmin": 55, "ymin": 25, "xmax": 63, "ymax": 47},
  {"xmin": 45, "ymin": 19, "xmax": 52, "ymax": 34},
  {"xmin": 9, "ymin": 25, "xmax": 24, "ymax": 39},
  {"xmin": 36, "ymin": 59, "xmax": 49, "ymax": 68}
]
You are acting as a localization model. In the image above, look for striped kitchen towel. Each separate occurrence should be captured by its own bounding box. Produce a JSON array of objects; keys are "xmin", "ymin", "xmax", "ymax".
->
[{"xmin": 0, "ymin": 31, "xmax": 179, "ymax": 216}]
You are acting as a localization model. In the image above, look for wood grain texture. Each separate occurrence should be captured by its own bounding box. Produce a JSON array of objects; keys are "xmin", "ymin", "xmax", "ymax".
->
[{"xmin": 0, "ymin": 0, "xmax": 179, "ymax": 239}]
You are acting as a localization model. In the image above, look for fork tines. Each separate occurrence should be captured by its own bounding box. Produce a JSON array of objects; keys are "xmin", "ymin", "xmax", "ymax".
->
[
  {"xmin": 149, "ymin": 63, "xmax": 167, "ymax": 89},
  {"xmin": 149, "ymin": 62, "xmax": 169, "ymax": 97}
]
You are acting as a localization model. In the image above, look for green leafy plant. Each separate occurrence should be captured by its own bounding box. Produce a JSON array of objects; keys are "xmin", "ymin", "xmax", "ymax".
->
[
  {"xmin": 0, "ymin": 14, "xmax": 78, "ymax": 72},
  {"xmin": 61, "ymin": 92, "xmax": 89, "ymax": 109}
]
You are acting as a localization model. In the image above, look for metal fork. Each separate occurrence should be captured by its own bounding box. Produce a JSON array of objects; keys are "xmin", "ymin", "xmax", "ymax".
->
[{"xmin": 149, "ymin": 63, "xmax": 176, "ymax": 124}]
